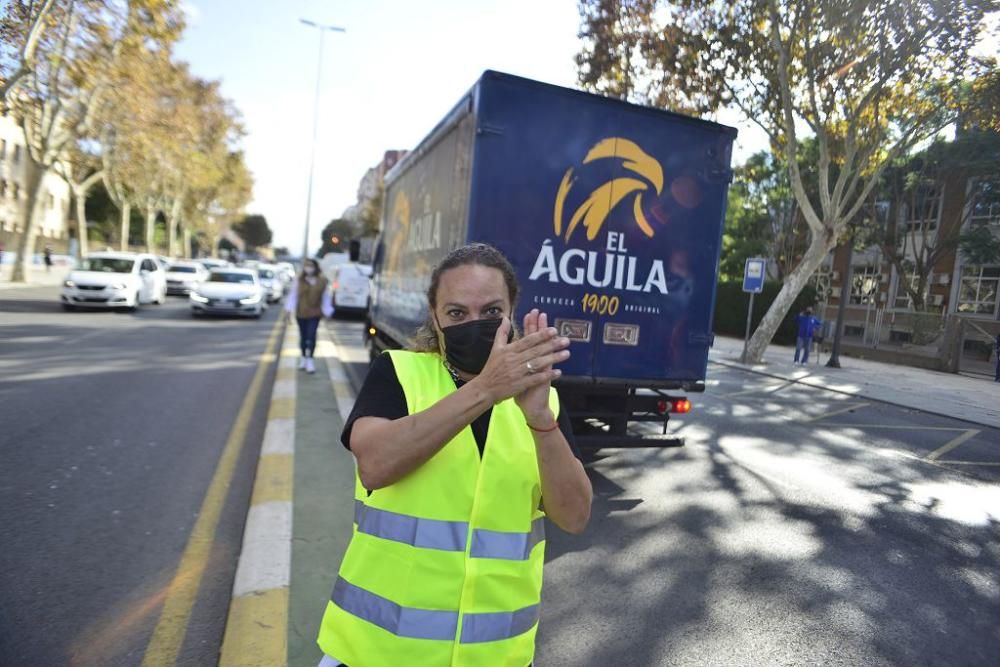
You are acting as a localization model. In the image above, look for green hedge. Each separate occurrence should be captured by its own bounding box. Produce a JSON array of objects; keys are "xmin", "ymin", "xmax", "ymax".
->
[{"xmin": 713, "ymin": 281, "xmax": 819, "ymax": 346}]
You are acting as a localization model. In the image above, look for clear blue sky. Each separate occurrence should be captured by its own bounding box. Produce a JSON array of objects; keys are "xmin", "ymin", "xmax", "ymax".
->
[{"xmin": 174, "ymin": 0, "xmax": 765, "ymax": 254}]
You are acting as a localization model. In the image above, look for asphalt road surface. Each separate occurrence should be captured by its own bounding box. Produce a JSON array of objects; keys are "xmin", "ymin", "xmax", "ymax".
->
[
  {"xmin": 327, "ymin": 319, "xmax": 1000, "ymax": 667},
  {"xmin": 0, "ymin": 286, "xmax": 281, "ymax": 666}
]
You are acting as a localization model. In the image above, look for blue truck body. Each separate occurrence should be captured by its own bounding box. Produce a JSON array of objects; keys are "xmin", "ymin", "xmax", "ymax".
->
[{"xmin": 368, "ymin": 71, "xmax": 736, "ymax": 447}]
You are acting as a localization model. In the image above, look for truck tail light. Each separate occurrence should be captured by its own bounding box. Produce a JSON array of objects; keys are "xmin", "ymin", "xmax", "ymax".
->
[{"xmin": 658, "ymin": 398, "xmax": 691, "ymax": 414}]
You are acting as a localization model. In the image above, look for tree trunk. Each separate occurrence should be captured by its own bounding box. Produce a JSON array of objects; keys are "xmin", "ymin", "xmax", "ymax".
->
[
  {"xmin": 144, "ymin": 205, "xmax": 156, "ymax": 254},
  {"xmin": 119, "ymin": 201, "xmax": 131, "ymax": 251},
  {"xmin": 73, "ymin": 185, "xmax": 89, "ymax": 259},
  {"xmin": 167, "ymin": 197, "xmax": 182, "ymax": 257},
  {"xmin": 183, "ymin": 227, "xmax": 192, "ymax": 259},
  {"xmin": 741, "ymin": 230, "xmax": 836, "ymax": 364},
  {"xmin": 10, "ymin": 159, "xmax": 48, "ymax": 282}
]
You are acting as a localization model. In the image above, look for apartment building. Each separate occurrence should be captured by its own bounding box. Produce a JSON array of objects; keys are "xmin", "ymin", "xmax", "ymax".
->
[{"xmin": 0, "ymin": 113, "xmax": 72, "ymax": 250}]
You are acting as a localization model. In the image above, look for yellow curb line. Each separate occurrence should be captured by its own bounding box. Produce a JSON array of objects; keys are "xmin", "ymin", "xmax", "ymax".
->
[
  {"xmin": 141, "ymin": 318, "xmax": 284, "ymax": 666},
  {"xmin": 218, "ymin": 326, "xmax": 300, "ymax": 667}
]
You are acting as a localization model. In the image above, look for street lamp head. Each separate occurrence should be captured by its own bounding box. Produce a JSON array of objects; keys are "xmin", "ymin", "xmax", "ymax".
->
[{"xmin": 300, "ymin": 18, "xmax": 346, "ymax": 32}]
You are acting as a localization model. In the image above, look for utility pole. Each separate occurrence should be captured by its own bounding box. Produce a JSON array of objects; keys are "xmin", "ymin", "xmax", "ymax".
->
[{"xmin": 300, "ymin": 19, "xmax": 345, "ymax": 260}]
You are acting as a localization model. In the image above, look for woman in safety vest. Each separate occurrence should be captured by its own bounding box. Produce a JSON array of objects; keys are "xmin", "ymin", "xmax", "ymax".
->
[{"xmin": 317, "ymin": 243, "xmax": 593, "ymax": 667}]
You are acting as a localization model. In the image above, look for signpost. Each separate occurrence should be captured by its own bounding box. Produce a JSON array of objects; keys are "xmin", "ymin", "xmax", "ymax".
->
[{"xmin": 742, "ymin": 258, "xmax": 766, "ymax": 362}]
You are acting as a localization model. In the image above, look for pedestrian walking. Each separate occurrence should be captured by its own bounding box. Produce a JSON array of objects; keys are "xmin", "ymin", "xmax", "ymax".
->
[
  {"xmin": 43, "ymin": 245, "xmax": 53, "ymax": 272},
  {"xmin": 794, "ymin": 307, "xmax": 821, "ymax": 365},
  {"xmin": 284, "ymin": 258, "xmax": 332, "ymax": 374},
  {"xmin": 316, "ymin": 243, "xmax": 591, "ymax": 667}
]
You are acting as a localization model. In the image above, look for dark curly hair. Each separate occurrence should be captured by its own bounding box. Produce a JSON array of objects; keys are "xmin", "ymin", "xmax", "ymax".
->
[{"xmin": 410, "ymin": 243, "xmax": 520, "ymax": 353}]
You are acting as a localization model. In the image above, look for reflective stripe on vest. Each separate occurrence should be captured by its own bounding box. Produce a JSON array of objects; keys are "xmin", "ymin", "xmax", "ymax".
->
[
  {"xmin": 332, "ymin": 577, "xmax": 539, "ymax": 644},
  {"xmin": 354, "ymin": 500, "xmax": 545, "ymax": 560}
]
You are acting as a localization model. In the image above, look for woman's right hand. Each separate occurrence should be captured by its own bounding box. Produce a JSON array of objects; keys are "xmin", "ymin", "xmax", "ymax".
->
[{"xmin": 471, "ymin": 317, "xmax": 570, "ymax": 404}]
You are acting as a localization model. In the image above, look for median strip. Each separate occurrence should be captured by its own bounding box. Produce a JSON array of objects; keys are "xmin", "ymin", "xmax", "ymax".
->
[{"xmin": 219, "ymin": 326, "xmax": 300, "ymax": 667}]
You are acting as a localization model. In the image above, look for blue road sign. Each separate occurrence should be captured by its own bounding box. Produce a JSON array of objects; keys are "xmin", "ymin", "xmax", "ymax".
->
[{"xmin": 743, "ymin": 258, "xmax": 766, "ymax": 293}]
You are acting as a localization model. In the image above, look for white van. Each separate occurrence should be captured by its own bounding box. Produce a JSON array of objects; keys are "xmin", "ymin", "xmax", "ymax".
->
[{"xmin": 330, "ymin": 263, "xmax": 372, "ymax": 316}]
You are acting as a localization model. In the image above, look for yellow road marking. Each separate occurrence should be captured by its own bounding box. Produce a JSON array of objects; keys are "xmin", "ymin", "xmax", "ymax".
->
[
  {"xmin": 926, "ymin": 429, "xmax": 981, "ymax": 461},
  {"xmin": 141, "ymin": 318, "xmax": 284, "ymax": 666},
  {"xmin": 219, "ymin": 588, "xmax": 289, "ymax": 666},
  {"xmin": 804, "ymin": 402, "xmax": 870, "ymax": 423}
]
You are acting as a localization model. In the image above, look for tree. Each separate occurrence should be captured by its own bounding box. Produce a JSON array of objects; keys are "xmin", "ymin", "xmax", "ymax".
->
[
  {"xmin": 0, "ymin": 0, "xmax": 58, "ymax": 103},
  {"xmin": 359, "ymin": 180, "xmax": 384, "ymax": 238},
  {"xmin": 233, "ymin": 214, "xmax": 272, "ymax": 250},
  {"xmin": 2, "ymin": 0, "xmax": 183, "ymax": 279},
  {"xmin": 577, "ymin": 0, "xmax": 995, "ymax": 363}
]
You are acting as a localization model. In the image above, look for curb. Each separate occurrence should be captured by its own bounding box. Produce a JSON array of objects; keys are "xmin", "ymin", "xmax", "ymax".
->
[
  {"xmin": 708, "ymin": 354, "xmax": 1000, "ymax": 431},
  {"xmin": 219, "ymin": 323, "xmax": 299, "ymax": 667}
]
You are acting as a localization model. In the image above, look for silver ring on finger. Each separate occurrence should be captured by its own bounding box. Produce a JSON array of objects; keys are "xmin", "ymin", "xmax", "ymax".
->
[{"xmin": 526, "ymin": 360, "xmax": 537, "ymax": 374}]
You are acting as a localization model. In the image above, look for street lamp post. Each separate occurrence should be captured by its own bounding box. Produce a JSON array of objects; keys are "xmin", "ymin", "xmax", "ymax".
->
[{"xmin": 300, "ymin": 19, "xmax": 345, "ymax": 260}]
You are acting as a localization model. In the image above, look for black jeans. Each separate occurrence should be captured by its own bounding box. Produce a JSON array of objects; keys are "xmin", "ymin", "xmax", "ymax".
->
[{"xmin": 297, "ymin": 316, "xmax": 320, "ymax": 357}]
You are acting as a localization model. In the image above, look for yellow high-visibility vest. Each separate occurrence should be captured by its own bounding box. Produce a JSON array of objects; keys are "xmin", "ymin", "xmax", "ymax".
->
[{"xmin": 318, "ymin": 350, "xmax": 559, "ymax": 667}]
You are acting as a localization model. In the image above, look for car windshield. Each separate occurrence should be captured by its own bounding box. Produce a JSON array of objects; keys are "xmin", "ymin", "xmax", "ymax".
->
[
  {"xmin": 82, "ymin": 258, "xmax": 134, "ymax": 273},
  {"xmin": 259, "ymin": 269, "xmax": 274, "ymax": 279},
  {"xmin": 169, "ymin": 266, "xmax": 198, "ymax": 273},
  {"xmin": 208, "ymin": 272, "xmax": 254, "ymax": 284}
]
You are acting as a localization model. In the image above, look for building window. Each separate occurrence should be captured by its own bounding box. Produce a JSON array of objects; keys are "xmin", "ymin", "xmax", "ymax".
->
[
  {"xmin": 850, "ymin": 265, "xmax": 882, "ymax": 305},
  {"xmin": 968, "ymin": 177, "xmax": 1000, "ymax": 227},
  {"xmin": 893, "ymin": 271, "xmax": 930, "ymax": 310},
  {"xmin": 11, "ymin": 182, "xmax": 19, "ymax": 200},
  {"xmin": 957, "ymin": 265, "xmax": 1000, "ymax": 316},
  {"xmin": 12, "ymin": 145, "xmax": 21, "ymax": 164},
  {"xmin": 0, "ymin": 179, "xmax": 6, "ymax": 198},
  {"xmin": 0, "ymin": 139, "xmax": 6, "ymax": 159},
  {"xmin": 903, "ymin": 183, "xmax": 942, "ymax": 234}
]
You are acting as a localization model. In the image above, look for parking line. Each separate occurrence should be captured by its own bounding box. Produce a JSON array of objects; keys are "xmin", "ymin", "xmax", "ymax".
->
[
  {"xmin": 804, "ymin": 402, "xmax": 870, "ymax": 423},
  {"xmin": 141, "ymin": 317, "xmax": 284, "ymax": 667},
  {"xmin": 926, "ymin": 429, "xmax": 981, "ymax": 461}
]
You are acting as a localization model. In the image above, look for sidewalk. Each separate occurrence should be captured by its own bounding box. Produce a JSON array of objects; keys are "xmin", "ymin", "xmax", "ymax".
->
[
  {"xmin": 0, "ymin": 264, "xmax": 66, "ymax": 289},
  {"xmin": 709, "ymin": 335, "xmax": 1000, "ymax": 430}
]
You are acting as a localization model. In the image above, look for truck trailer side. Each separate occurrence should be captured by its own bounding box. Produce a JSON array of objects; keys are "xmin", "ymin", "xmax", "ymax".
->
[{"xmin": 367, "ymin": 71, "xmax": 736, "ymax": 448}]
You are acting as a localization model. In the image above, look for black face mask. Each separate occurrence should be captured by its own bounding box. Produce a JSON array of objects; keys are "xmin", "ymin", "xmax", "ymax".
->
[{"xmin": 440, "ymin": 317, "xmax": 511, "ymax": 375}]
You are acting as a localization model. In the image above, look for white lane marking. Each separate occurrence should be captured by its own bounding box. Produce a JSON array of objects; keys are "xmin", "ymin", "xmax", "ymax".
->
[
  {"xmin": 261, "ymin": 418, "xmax": 295, "ymax": 456},
  {"xmin": 271, "ymin": 379, "xmax": 296, "ymax": 400},
  {"xmin": 231, "ymin": 500, "xmax": 293, "ymax": 597}
]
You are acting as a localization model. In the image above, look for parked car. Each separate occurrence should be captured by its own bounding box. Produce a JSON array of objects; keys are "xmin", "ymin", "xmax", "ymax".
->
[
  {"xmin": 189, "ymin": 268, "xmax": 266, "ymax": 318},
  {"xmin": 197, "ymin": 257, "xmax": 231, "ymax": 271},
  {"xmin": 256, "ymin": 264, "xmax": 285, "ymax": 303},
  {"xmin": 61, "ymin": 251, "xmax": 167, "ymax": 311},
  {"xmin": 330, "ymin": 262, "xmax": 372, "ymax": 316},
  {"xmin": 164, "ymin": 260, "xmax": 209, "ymax": 295},
  {"xmin": 276, "ymin": 261, "xmax": 296, "ymax": 287}
]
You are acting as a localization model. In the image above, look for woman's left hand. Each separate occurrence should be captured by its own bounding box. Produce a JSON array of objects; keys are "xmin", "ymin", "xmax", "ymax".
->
[{"xmin": 515, "ymin": 309, "xmax": 567, "ymax": 428}]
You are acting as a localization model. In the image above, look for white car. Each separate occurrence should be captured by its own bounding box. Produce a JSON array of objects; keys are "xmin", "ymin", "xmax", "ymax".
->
[
  {"xmin": 61, "ymin": 252, "xmax": 167, "ymax": 311},
  {"xmin": 197, "ymin": 257, "xmax": 231, "ymax": 271},
  {"xmin": 256, "ymin": 264, "xmax": 285, "ymax": 303},
  {"xmin": 189, "ymin": 268, "xmax": 266, "ymax": 318},
  {"xmin": 164, "ymin": 260, "xmax": 210, "ymax": 295},
  {"xmin": 330, "ymin": 263, "xmax": 372, "ymax": 316}
]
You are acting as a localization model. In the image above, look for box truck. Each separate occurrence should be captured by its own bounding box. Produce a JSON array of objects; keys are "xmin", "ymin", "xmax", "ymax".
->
[{"xmin": 365, "ymin": 71, "xmax": 736, "ymax": 448}]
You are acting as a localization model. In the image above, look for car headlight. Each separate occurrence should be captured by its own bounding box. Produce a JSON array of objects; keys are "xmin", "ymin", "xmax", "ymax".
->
[
  {"xmin": 240, "ymin": 294, "xmax": 261, "ymax": 305},
  {"xmin": 109, "ymin": 283, "xmax": 127, "ymax": 290},
  {"xmin": 64, "ymin": 280, "xmax": 75, "ymax": 288},
  {"xmin": 190, "ymin": 293, "xmax": 209, "ymax": 303}
]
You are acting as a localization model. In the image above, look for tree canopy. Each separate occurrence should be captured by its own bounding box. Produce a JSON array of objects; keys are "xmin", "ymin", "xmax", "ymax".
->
[{"xmin": 577, "ymin": 0, "xmax": 997, "ymax": 362}]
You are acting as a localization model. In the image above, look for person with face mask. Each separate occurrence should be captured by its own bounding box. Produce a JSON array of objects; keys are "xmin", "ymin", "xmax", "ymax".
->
[
  {"xmin": 316, "ymin": 243, "xmax": 592, "ymax": 667},
  {"xmin": 284, "ymin": 258, "xmax": 332, "ymax": 374}
]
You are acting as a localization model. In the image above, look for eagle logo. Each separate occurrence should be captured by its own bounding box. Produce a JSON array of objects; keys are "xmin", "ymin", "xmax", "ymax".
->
[{"xmin": 554, "ymin": 137, "xmax": 664, "ymax": 242}]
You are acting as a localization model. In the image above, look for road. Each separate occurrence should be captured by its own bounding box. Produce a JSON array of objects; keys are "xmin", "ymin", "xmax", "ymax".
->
[
  {"xmin": 327, "ymin": 319, "xmax": 1000, "ymax": 666},
  {"xmin": 0, "ymin": 286, "xmax": 281, "ymax": 666}
]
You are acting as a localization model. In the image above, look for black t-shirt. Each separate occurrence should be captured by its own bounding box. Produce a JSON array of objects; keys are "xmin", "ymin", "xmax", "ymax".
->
[{"xmin": 341, "ymin": 353, "xmax": 581, "ymax": 460}]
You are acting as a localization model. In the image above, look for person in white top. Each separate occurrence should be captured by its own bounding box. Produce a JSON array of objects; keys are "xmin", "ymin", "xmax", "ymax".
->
[{"xmin": 284, "ymin": 258, "xmax": 334, "ymax": 374}]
